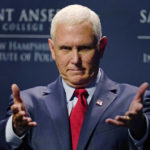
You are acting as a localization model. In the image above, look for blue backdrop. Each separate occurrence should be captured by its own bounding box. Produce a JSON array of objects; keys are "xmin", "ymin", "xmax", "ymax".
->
[{"xmin": 0, "ymin": 0, "xmax": 150, "ymax": 120}]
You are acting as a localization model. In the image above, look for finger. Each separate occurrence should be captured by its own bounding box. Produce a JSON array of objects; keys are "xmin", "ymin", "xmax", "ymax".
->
[
  {"xmin": 22, "ymin": 116, "xmax": 37, "ymax": 127},
  {"xmin": 13, "ymin": 111, "xmax": 27, "ymax": 122},
  {"xmin": 11, "ymin": 84, "xmax": 22, "ymax": 103},
  {"xmin": 11, "ymin": 104, "xmax": 20, "ymax": 114},
  {"xmin": 134, "ymin": 82, "xmax": 149, "ymax": 102},
  {"xmin": 22, "ymin": 115, "xmax": 37, "ymax": 125},
  {"xmin": 115, "ymin": 115, "xmax": 131, "ymax": 122},
  {"xmin": 125, "ymin": 111, "xmax": 136, "ymax": 117},
  {"xmin": 126, "ymin": 111, "xmax": 145, "ymax": 123},
  {"xmin": 22, "ymin": 116, "xmax": 37, "ymax": 126},
  {"xmin": 11, "ymin": 100, "xmax": 26, "ymax": 113},
  {"xmin": 22, "ymin": 116, "xmax": 32, "ymax": 122},
  {"xmin": 105, "ymin": 118, "xmax": 125, "ymax": 126},
  {"xmin": 28, "ymin": 121, "xmax": 37, "ymax": 127},
  {"xmin": 126, "ymin": 103, "xmax": 143, "ymax": 116}
]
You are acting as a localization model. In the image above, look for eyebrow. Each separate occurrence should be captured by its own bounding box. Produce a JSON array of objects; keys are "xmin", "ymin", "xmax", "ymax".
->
[
  {"xmin": 59, "ymin": 42, "xmax": 96, "ymax": 50},
  {"xmin": 59, "ymin": 45, "xmax": 72, "ymax": 50}
]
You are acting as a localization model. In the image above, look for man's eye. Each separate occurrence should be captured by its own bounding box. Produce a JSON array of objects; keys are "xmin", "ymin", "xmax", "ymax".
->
[
  {"xmin": 78, "ymin": 46, "xmax": 92, "ymax": 51},
  {"xmin": 60, "ymin": 46, "xmax": 72, "ymax": 50}
]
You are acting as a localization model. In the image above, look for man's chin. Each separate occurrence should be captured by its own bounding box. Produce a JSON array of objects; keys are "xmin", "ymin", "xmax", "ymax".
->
[{"xmin": 66, "ymin": 78, "xmax": 91, "ymax": 88}]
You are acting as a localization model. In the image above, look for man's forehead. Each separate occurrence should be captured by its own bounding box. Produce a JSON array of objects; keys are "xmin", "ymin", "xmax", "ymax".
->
[
  {"xmin": 55, "ymin": 21, "xmax": 93, "ymax": 32},
  {"xmin": 55, "ymin": 22, "xmax": 93, "ymax": 37}
]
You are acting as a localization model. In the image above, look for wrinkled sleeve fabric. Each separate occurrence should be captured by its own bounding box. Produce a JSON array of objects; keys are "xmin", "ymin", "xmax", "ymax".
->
[
  {"xmin": 128, "ymin": 114, "xmax": 149, "ymax": 150},
  {"xmin": 5, "ymin": 116, "xmax": 25, "ymax": 149}
]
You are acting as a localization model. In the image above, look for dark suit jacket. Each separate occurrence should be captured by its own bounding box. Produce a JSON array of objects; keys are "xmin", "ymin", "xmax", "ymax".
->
[{"xmin": 0, "ymin": 70, "xmax": 150, "ymax": 150}]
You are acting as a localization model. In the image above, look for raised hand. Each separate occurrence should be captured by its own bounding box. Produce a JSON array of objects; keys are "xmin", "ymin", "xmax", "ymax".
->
[
  {"xmin": 11, "ymin": 84, "xmax": 37, "ymax": 136},
  {"xmin": 105, "ymin": 82, "xmax": 149, "ymax": 139}
]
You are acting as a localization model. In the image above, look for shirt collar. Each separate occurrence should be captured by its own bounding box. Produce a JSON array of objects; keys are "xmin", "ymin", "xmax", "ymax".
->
[
  {"xmin": 62, "ymin": 79, "xmax": 75, "ymax": 102},
  {"xmin": 62, "ymin": 69, "xmax": 101, "ymax": 103}
]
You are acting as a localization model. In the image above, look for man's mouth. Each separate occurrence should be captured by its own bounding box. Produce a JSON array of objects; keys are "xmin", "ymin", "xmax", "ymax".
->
[{"xmin": 69, "ymin": 68, "xmax": 84, "ymax": 73}]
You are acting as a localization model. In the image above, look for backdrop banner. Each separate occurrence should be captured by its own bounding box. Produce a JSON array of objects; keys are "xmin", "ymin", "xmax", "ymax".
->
[{"xmin": 0, "ymin": 0, "xmax": 150, "ymax": 119}]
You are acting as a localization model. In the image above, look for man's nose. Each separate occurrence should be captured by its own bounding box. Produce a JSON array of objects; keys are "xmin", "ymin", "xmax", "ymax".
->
[{"xmin": 71, "ymin": 49, "xmax": 80, "ymax": 64}]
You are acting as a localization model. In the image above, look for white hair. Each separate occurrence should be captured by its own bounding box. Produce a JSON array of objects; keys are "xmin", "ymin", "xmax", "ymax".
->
[{"xmin": 50, "ymin": 4, "xmax": 102, "ymax": 41}]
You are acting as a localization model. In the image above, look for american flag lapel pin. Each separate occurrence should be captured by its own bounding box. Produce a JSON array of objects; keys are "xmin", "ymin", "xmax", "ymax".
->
[{"xmin": 96, "ymin": 99, "xmax": 103, "ymax": 106}]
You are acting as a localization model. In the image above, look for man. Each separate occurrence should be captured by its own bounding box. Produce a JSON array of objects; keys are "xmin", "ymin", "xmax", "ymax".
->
[{"xmin": 0, "ymin": 4, "xmax": 150, "ymax": 150}]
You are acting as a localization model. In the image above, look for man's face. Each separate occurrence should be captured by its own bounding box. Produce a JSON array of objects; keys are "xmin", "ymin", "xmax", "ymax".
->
[{"xmin": 49, "ymin": 22, "xmax": 102, "ymax": 88}]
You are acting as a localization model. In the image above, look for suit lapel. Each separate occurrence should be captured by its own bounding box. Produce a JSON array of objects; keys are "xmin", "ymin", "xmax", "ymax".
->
[
  {"xmin": 42, "ymin": 77, "xmax": 71, "ymax": 150},
  {"xmin": 77, "ymin": 71, "xmax": 119, "ymax": 150}
]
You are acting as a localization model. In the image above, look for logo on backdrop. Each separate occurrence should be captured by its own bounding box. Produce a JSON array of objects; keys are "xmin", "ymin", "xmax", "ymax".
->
[
  {"xmin": 139, "ymin": 9, "xmax": 150, "ymax": 64},
  {"xmin": 0, "ymin": 8, "xmax": 59, "ymax": 63},
  {"xmin": 140, "ymin": 9, "xmax": 150, "ymax": 24}
]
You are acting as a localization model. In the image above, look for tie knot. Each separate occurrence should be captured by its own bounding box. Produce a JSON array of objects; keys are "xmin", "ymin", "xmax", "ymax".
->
[{"xmin": 74, "ymin": 88, "xmax": 88, "ymax": 98}]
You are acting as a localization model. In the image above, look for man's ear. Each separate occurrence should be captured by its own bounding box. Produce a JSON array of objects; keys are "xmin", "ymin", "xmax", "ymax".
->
[
  {"xmin": 99, "ymin": 36, "xmax": 107, "ymax": 58},
  {"xmin": 48, "ymin": 38, "xmax": 56, "ymax": 60}
]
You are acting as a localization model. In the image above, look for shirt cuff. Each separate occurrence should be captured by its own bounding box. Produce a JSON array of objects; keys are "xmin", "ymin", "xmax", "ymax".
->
[
  {"xmin": 128, "ymin": 114, "xmax": 149, "ymax": 150},
  {"xmin": 5, "ymin": 116, "xmax": 25, "ymax": 149}
]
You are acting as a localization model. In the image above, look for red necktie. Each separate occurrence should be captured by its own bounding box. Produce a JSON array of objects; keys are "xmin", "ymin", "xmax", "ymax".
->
[{"xmin": 70, "ymin": 88, "xmax": 88, "ymax": 150}]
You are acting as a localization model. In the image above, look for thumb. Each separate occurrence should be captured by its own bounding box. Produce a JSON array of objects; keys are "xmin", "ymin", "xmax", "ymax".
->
[
  {"xmin": 134, "ymin": 82, "xmax": 149, "ymax": 102},
  {"xmin": 11, "ymin": 84, "xmax": 22, "ymax": 104}
]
